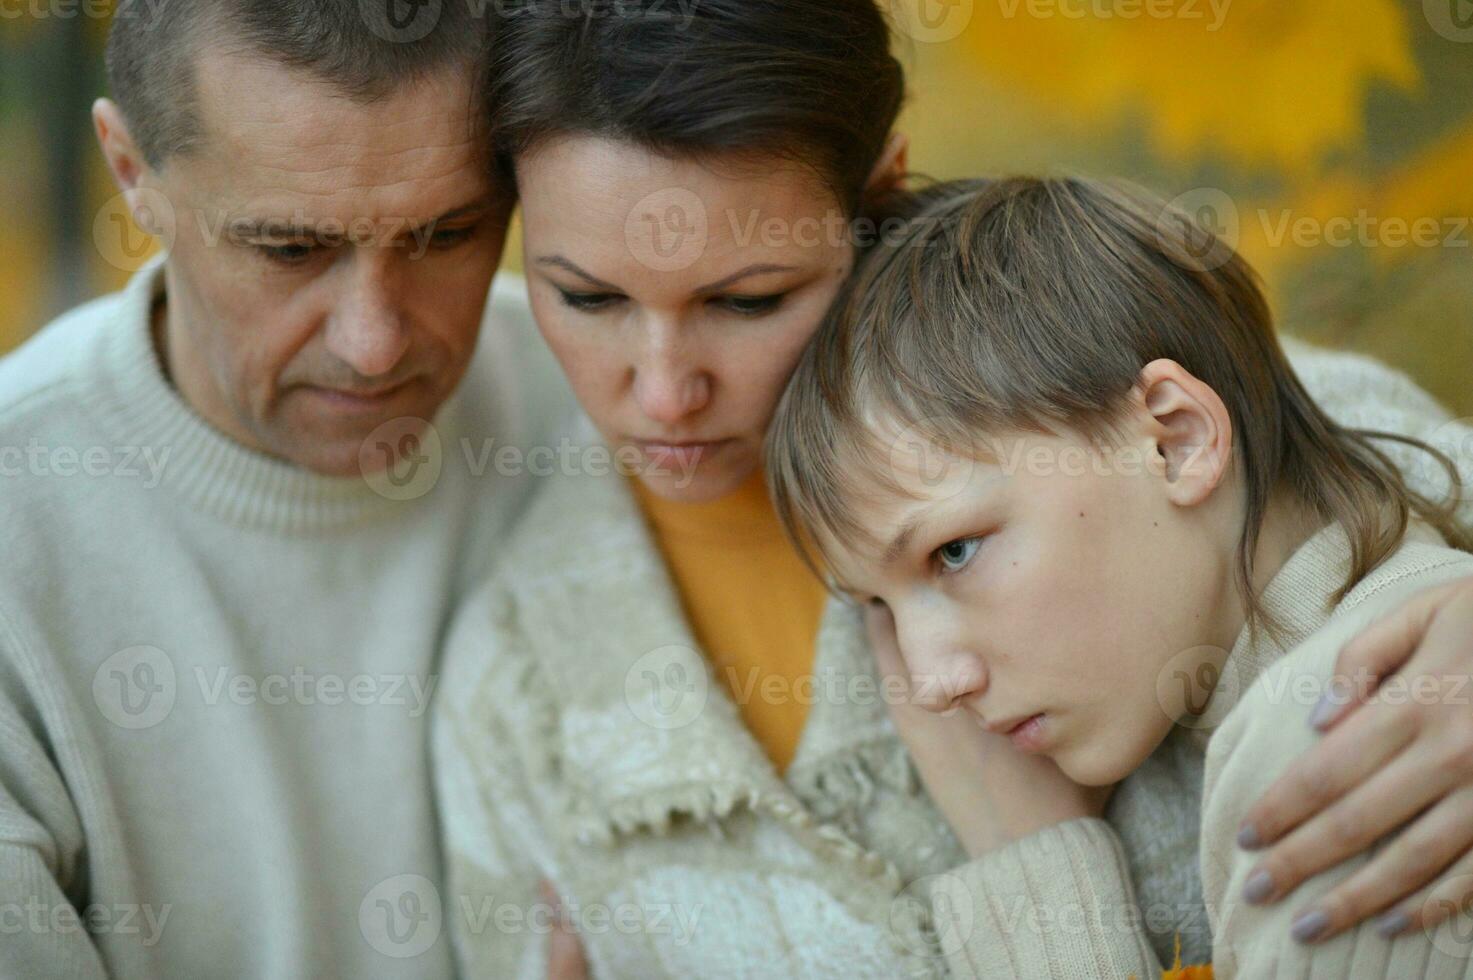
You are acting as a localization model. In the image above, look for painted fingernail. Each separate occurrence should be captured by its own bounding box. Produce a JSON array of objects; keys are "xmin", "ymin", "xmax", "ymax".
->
[
  {"xmin": 1375, "ymin": 910, "xmax": 1410, "ymax": 938},
  {"xmin": 1243, "ymin": 869, "xmax": 1274, "ymax": 904},
  {"xmin": 1308, "ymin": 690, "xmax": 1340, "ymax": 729},
  {"xmin": 1237, "ymin": 822, "xmax": 1261, "ymax": 850},
  {"xmin": 1292, "ymin": 909, "xmax": 1330, "ymax": 943}
]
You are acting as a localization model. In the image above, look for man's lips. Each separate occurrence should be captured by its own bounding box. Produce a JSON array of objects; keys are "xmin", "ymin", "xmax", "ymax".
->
[{"xmin": 299, "ymin": 380, "xmax": 416, "ymax": 408}]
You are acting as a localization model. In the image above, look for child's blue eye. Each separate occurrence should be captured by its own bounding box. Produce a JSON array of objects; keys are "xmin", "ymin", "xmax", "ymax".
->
[{"xmin": 936, "ymin": 537, "xmax": 982, "ymax": 573}]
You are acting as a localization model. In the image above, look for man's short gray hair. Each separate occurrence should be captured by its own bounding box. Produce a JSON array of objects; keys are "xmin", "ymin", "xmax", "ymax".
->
[{"xmin": 105, "ymin": 0, "xmax": 488, "ymax": 167}]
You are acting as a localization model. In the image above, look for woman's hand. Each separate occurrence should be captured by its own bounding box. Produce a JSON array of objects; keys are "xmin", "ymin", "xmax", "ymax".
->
[
  {"xmin": 864, "ymin": 602, "xmax": 1111, "ymax": 858},
  {"xmin": 541, "ymin": 880, "xmax": 589, "ymax": 980},
  {"xmin": 1235, "ymin": 576, "xmax": 1473, "ymax": 942}
]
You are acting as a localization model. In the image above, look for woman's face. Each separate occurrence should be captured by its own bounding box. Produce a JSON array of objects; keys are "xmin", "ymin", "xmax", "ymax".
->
[{"xmin": 516, "ymin": 135, "xmax": 857, "ymax": 502}]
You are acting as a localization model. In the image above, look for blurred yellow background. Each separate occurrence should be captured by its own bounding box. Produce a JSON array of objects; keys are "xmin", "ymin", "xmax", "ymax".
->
[{"xmin": 2, "ymin": 0, "xmax": 1470, "ymax": 412}]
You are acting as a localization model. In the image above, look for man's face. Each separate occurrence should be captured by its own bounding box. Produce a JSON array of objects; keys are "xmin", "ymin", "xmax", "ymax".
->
[{"xmin": 136, "ymin": 49, "xmax": 509, "ymax": 476}]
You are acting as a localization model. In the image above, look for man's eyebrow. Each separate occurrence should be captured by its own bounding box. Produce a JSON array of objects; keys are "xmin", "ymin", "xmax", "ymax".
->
[
  {"xmin": 228, "ymin": 197, "xmax": 496, "ymax": 240},
  {"xmin": 410, "ymin": 197, "xmax": 496, "ymax": 232}
]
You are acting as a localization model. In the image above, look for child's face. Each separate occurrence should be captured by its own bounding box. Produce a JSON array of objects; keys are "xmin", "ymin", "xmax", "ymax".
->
[{"xmin": 825, "ymin": 416, "xmax": 1241, "ymax": 787}]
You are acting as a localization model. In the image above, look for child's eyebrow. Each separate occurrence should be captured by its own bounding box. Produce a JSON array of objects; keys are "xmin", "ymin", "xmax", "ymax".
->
[{"xmin": 882, "ymin": 510, "xmax": 936, "ymax": 566}]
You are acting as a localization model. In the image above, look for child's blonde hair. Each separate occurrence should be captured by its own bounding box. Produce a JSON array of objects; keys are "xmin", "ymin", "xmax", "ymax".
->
[{"xmin": 766, "ymin": 176, "xmax": 1467, "ymax": 634}]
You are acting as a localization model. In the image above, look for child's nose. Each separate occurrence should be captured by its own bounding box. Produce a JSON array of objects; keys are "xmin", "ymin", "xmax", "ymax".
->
[{"xmin": 895, "ymin": 616, "xmax": 988, "ymax": 713}]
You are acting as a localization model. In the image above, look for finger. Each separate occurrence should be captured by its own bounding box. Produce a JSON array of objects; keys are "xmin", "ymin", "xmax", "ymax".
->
[
  {"xmin": 1395, "ymin": 847, "xmax": 1473, "ymax": 938},
  {"xmin": 1321, "ymin": 581, "xmax": 1462, "ymax": 731},
  {"xmin": 1238, "ymin": 697, "xmax": 1415, "ymax": 849},
  {"xmin": 1285, "ymin": 789, "xmax": 1473, "ymax": 942},
  {"xmin": 1243, "ymin": 733, "xmax": 1434, "ymax": 909},
  {"xmin": 540, "ymin": 880, "xmax": 588, "ymax": 980}
]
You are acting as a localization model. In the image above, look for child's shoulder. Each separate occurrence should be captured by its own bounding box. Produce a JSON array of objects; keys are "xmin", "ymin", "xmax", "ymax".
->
[{"xmin": 1213, "ymin": 526, "xmax": 1472, "ymax": 762}]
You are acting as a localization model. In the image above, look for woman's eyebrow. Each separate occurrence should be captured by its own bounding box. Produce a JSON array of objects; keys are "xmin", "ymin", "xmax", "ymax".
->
[
  {"xmin": 535, "ymin": 255, "xmax": 617, "ymax": 289},
  {"xmin": 694, "ymin": 263, "xmax": 799, "ymax": 293}
]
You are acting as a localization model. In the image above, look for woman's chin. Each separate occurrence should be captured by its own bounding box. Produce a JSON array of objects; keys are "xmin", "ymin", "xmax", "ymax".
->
[{"xmin": 635, "ymin": 453, "xmax": 757, "ymax": 503}]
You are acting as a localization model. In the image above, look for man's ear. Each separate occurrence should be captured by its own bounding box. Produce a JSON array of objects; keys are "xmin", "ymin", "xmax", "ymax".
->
[
  {"xmin": 863, "ymin": 132, "xmax": 910, "ymax": 200},
  {"xmin": 93, "ymin": 99, "xmax": 147, "ymax": 191},
  {"xmin": 1136, "ymin": 358, "xmax": 1233, "ymax": 506},
  {"xmin": 93, "ymin": 98, "xmax": 168, "ymax": 234}
]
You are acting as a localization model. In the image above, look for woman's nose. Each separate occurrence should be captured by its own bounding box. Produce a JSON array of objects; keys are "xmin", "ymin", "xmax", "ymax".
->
[{"xmin": 633, "ymin": 327, "xmax": 711, "ymax": 424}]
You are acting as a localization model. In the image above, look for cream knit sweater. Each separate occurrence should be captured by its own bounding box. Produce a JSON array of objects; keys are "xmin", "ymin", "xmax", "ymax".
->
[
  {"xmin": 0, "ymin": 259, "xmax": 574, "ymax": 979},
  {"xmin": 435, "ymin": 343, "xmax": 1473, "ymax": 979},
  {"xmin": 927, "ymin": 522, "xmax": 1473, "ymax": 978}
]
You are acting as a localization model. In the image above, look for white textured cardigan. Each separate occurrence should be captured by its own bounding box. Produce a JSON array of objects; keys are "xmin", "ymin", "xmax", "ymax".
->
[{"xmin": 433, "ymin": 343, "xmax": 1473, "ymax": 979}]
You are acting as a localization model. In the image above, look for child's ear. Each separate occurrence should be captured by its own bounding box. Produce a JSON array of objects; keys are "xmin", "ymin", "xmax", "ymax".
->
[
  {"xmin": 863, "ymin": 132, "xmax": 910, "ymax": 200},
  {"xmin": 1136, "ymin": 358, "xmax": 1233, "ymax": 506}
]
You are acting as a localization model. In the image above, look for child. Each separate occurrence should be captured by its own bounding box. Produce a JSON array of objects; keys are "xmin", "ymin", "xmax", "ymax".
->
[{"xmin": 767, "ymin": 176, "xmax": 1473, "ymax": 977}]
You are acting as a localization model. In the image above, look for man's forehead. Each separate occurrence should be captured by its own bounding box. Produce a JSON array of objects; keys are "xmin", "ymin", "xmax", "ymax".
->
[{"xmin": 184, "ymin": 46, "xmax": 489, "ymax": 213}]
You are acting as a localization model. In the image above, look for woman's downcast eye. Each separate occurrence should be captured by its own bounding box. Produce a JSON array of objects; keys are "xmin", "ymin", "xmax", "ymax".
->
[
  {"xmin": 557, "ymin": 289, "xmax": 621, "ymax": 312},
  {"xmin": 937, "ymin": 537, "xmax": 982, "ymax": 573},
  {"xmin": 715, "ymin": 294, "xmax": 786, "ymax": 316}
]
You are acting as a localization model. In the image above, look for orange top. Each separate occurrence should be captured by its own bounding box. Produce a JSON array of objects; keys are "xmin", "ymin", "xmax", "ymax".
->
[{"xmin": 632, "ymin": 469, "xmax": 828, "ymax": 774}]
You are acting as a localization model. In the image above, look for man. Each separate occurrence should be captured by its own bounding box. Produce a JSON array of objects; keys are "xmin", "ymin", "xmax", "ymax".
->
[{"xmin": 0, "ymin": 1, "xmax": 571, "ymax": 976}]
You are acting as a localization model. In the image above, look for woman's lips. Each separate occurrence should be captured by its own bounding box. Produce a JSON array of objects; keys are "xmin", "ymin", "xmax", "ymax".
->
[{"xmin": 630, "ymin": 438, "xmax": 732, "ymax": 471}]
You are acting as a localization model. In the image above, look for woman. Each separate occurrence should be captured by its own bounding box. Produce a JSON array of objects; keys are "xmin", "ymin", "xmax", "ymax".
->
[{"xmin": 432, "ymin": 1, "xmax": 1473, "ymax": 975}]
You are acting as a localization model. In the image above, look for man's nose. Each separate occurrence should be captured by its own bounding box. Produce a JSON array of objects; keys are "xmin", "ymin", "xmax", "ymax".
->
[{"xmin": 323, "ymin": 255, "xmax": 412, "ymax": 379}]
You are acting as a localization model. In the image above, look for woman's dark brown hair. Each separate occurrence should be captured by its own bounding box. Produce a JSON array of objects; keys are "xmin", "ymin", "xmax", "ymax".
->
[
  {"xmin": 768, "ymin": 176, "xmax": 1469, "ymax": 636},
  {"xmin": 484, "ymin": 0, "xmax": 906, "ymax": 216}
]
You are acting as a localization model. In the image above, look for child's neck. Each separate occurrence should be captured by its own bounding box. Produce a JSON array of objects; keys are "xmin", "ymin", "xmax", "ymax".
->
[{"xmin": 1209, "ymin": 489, "xmax": 1325, "ymax": 653}]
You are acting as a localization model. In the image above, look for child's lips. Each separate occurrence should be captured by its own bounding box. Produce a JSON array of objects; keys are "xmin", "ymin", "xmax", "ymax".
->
[{"xmin": 984, "ymin": 712, "xmax": 1049, "ymax": 752}]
